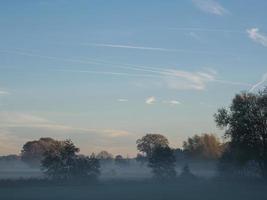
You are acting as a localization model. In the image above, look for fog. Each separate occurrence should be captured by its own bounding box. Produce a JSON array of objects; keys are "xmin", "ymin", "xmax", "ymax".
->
[
  {"xmin": 0, "ymin": 159, "xmax": 42, "ymax": 180},
  {"xmin": 0, "ymin": 159, "xmax": 217, "ymax": 180},
  {"xmin": 99, "ymin": 160, "xmax": 218, "ymax": 180},
  {"xmin": 1, "ymin": 160, "xmax": 267, "ymax": 200}
]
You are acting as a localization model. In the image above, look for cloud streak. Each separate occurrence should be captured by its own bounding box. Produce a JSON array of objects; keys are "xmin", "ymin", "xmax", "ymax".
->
[
  {"xmin": 0, "ymin": 112, "xmax": 131, "ymax": 138},
  {"xmin": 0, "ymin": 90, "xmax": 9, "ymax": 96},
  {"xmin": 117, "ymin": 99, "xmax": 129, "ymax": 102},
  {"xmin": 169, "ymin": 27, "xmax": 243, "ymax": 33},
  {"xmin": 89, "ymin": 43, "xmax": 175, "ymax": 52},
  {"xmin": 192, "ymin": 0, "xmax": 228, "ymax": 15},
  {"xmin": 85, "ymin": 43, "xmax": 239, "ymax": 56},
  {"xmin": 0, "ymin": 87, "xmax": 9, "ymax": 96},
  {"xmin": 0, "ymin": 49, "xmax": 251, "ymax": 90},
  {"xmin": 247, "ymin": 28, "xmax": 267, "ymax": 47},
  {"xmin": 163, "ymin": 100, "xmax": 181, "ymax": 105},
  {"xmin": 249, "ymin": 73, "xmax": 267, "ymax": 92},
  {"xmin": 0, "ymin": 112, "xmax": 135, "ymax": 155}
]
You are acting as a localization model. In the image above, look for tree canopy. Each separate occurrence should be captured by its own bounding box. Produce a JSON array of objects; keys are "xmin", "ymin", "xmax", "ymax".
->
[
  {"xmin": 183, "ymin": 133, "xmax": 222, "ymax": 160},
  {"xmin": 214, "ymin": 90, "xmax": 267, "ymax": 178},
  {"xmin": 136, "ymin": 134, "xmax": 169, "ymax": 158},
  {"xmin": 41, "ymin": 140, "xmax": 100, "ymax": 181},
  {"xmin": 96, "ymin": 151, "xmax": 113, "ymax": 160},
  {"xmin": 21, "ymin": 138, "xmax": 58, "ymax": 167}
]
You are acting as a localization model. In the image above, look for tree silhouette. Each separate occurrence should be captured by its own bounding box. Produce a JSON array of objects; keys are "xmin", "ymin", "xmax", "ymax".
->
[
  {"xmin": 115, "ymin": 155, "xmax": 129, "ymax": 166},
  {"xmin": 41, "ymin": 140, "xmax": 100, "ymax": 181},
  {"xmin": 136, "ymin": 134, "xmax": 169, "ymax": 158},
  {"xmin": 183, "ymin": 133, "xmax": 222, "ymax": 160},
  {"xmin": 214, "ymin": 90, "xmax": 267, "ymax": 178},
  {"xmin": 148, "ymin": 146, "xmax": 176, "ymax": 180},
  {"xmin": 96, "ymin": 151, "xmax": 113, "ymax": 160},
  {"xmin": 21, "ymin": 138, "xmax": 58, "ymax": 167}
]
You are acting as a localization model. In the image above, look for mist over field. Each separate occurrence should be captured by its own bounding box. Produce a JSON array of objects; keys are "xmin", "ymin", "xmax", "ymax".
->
[
  {"xmin": 1, "ymin": 158, "xmax": 267, "ymax": 200},
  {"xmin": 0, "ymin": 159, "xmax": 218, "ymax": 180}
]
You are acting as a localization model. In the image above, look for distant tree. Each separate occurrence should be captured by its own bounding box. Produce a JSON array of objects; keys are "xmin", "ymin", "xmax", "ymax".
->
[
  {"xmin": 214, "ymin": 90, "xmax": 267, "ymax": 178},
  {"xmin": 148, "ymin": 146, "xmax": 176, "ymax": 180},
  {"xmin": 115, "ymin": 155, "xmax": 128, "ymax": 166},
  {"xmin": 72, "ymin": 154, "xmax": 100, "ymax": 181},
  {"xmin": 0, "ymin": 155, "xmax": 21, "ymax": 169},
  {"xmin": 136, "ymin": 134, "xmax": 169, "ymax": 158},
  {"xmin": 21, "ymin": 138, "xmax": 58, "ymax": 167},
  {"xmin": 0, "ymin": 155, "xmax": 20, "ymax": 162},
  {"xmin": 183, "ymin": 133, "xmax": 222, "ymax": 160},
  {"xmin": 41, "ymin": 140, "xmax": 100, "ymax": 181},
  {"xmin": 96, "ymin": 151, "xmax": 113, "ymax": 160}
]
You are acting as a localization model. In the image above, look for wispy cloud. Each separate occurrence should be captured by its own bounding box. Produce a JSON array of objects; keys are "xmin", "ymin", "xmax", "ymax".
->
[
  {"xmin": 169, "ymin": 27, "xmax": 243, "ymax": 34},
  {"xmin": 102, "ymin": 130, "xmax": 131, "ymax": 138},
  {"xmin": 189, "ymin": 32, "xmax": 201, "ymax": 41},
  {"xmin": 86, "ymin": 43, "xmax": 238, "ymax": 56},
  {"xmin": 89, "ymin": 43, "xmax": 175, "ymax": 52},
  {"xmin": 117, "ymin": 98, "xmax": 129, "ymax": 102},
  {"xmin": 247, "ymin": 28, "xmax": 267, "ymax": 47},
  {"xmin": 165, "ymin": 70, "xmax": 215, "ymax": 90},
  {"xmin": 0, "ymin": 112, "xmax": 135, "ymax": 155},
  {"xmin": 192, "ymin": 0, "xmax": 228, "ymax": 15},
  {"xmin": 0, "ymin": 112, "xmax": 131, "ymax": 138},
  {"xmin": 55, "ymin": 68, "xmax": 250, "ymax": 91},
  {"xmin": 0, "ymin": 49, "xmax": 251, "ymax": 90},
  {"xmin": 163, "ymin": 100, "xmax": 181, "ymax": 105},
  {"xmin": 0, "ymin": 90, "xmax": 10, "ymax": 96},
  {"xmin": 54, "ymin": 69, "xmax": 163, "ymax": 78},
  {"xmin": 146, "ymin": 96, "xmax": 156, "ymax": 105},
  {"xmin": 249, "ymin": 73, "xmax": 267, "ymax": 92}
]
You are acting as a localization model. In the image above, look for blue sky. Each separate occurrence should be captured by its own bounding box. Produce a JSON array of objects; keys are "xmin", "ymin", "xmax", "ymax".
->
[{"xmin": 0, "ymin": 0, "xmax": 267, "ymax": 156}]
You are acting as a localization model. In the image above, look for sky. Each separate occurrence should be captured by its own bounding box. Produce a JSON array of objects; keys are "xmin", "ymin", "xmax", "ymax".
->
[{"xmin": 0, "ymin": 0, "xmax": 267, "ymax": 157}]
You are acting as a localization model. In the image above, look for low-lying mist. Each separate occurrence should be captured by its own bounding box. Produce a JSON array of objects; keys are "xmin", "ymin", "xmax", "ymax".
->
[{"xmin": 0, "ymin": 159, "xmax": 217, "ymax": 180}]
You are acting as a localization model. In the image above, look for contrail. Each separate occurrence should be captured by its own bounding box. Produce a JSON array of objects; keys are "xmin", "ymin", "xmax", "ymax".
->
[
  {"xmin": 249, "ymin": 73, "xmax": 267, "ymax": 92},
  {"xmin": 82, "ymin": 43, "xmax": 239, "ymax": 56},
  {"xmin": 88, "ymin": 43, "xmax": 176, "ymax": 52},
  {"xmin": 52, "ymin": 69, "xmax": 165, "ymax": 78},
  {"xmin": 0, "ymin": 48, "xmax": 251, "ymax": 87},
  {"xmin": 169, "ymin": 27, "xmax": 244, "ymax": 34}
]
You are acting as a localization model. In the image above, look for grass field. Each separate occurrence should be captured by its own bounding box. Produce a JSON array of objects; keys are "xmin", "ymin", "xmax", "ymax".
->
[{"xmin": 0, "ymin": 179, "xmax": 267, "ymax": 200}]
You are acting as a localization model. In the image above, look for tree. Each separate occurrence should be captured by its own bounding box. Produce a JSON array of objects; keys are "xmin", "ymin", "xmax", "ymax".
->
[
  {"xmin": 148, "ymin": 146, "xmax": 176, "ymax": 180},
  {"xmin": 115, "ymin": 155, "xmax": 128, "ymax": 166},
  {"xmin": 183, "ymin": 134, "xmax": 222, "ymax": 160},
  {"xmin": 0, "ymin": 155, "xmax": 21, "ymax": 169},
  {"xmin": 96, "ymin": 151, "xmax": 113, "ymax": 160},
  {"xmin": 0, "ymin": 155, "xmax": 20, "ymax": 162},
  {"xmin": 41, "ymin": 140, "xmax": 100, "ymax": 181},
  {"xmin": 21, "ymin": 138, "xmax": 58, "ymax": 167},
  {"xmin": 136, "ymin": 134, "xmax": 169, "ymax": 158},
  {"xmin": 72, "ymin": 154, "xmax": 100, "ymax": 181},
  {"xmin": 214, "ymin": 90, "xmax": 267, "ymax": 178}
]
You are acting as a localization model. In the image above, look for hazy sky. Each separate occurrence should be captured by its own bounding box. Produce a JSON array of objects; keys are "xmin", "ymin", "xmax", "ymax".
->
[{"xmin": 0, "ymin": 0, "xmax": 267, "ymax": 156}]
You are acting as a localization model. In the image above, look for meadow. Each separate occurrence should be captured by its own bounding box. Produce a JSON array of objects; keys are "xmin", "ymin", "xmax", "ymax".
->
[{"xmin": 0, "ymin": 178, "xmax": 267, "ymax": 200}]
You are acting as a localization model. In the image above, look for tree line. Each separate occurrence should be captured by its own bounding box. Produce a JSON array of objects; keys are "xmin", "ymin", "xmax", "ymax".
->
[{"xmin": 1, "ymin": 88, "xmax": 266, "ymax": 181}]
